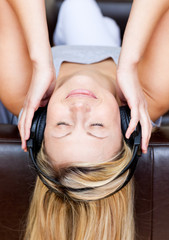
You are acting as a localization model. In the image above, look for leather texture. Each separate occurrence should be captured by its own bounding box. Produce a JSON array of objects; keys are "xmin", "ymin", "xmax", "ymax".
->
[
  {"xmin": 1, "ymin": 125, "xmax": 169, "ymax": 240},
  {"xmin": 0, "ymin": 125, "xmax": 36, "ymax": 240},
  {"xmin": 135, "ymin": 127, "xmax": 169, "ymax": 240}
]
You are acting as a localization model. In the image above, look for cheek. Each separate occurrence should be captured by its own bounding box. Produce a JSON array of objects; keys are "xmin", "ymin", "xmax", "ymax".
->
[
  {"xmin": 102, "ymin": 94, "xmax": 119, "ymax": 115},
  {"xmin": 102, "ymin": 103, "xmax": 120, "ymax": 124},
  {"xmin": 47, "ymin": 101, "xmax": 68, "ymax": 124}
]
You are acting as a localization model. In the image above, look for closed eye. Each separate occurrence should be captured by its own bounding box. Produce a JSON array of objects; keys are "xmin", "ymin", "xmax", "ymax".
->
[
  {"xmin": 57, "ymin": 122, "xmax": 70, "ymax": 126},
  {"xmin": 90, "ymin": 123, "xmax": 104, "ymax": 127}
]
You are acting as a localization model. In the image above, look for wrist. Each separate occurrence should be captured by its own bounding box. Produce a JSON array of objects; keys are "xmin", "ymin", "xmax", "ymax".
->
[
  {"xmin": 117, "ymin": 60, "xmax": 138, "ymax": 76},
  {"xmin": 117, "ymin": 47, "xmax": 142, "ymax": 73},
  {"xmin": 32, "ymin": 57, "xmax": 54, "ymax": 72},
  {"xmin": 31, "ymin": 57, "xmax": 56, "ymax": 82},
  {"xmin": 30, "ymin": 43, "xmax": 53, "ymax": 67}
]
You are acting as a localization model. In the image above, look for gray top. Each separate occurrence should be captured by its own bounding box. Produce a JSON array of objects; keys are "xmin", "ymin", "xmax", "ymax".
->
[{"xmin": 51, "ymin": 45, "xmax": 121, "ymax": 78}]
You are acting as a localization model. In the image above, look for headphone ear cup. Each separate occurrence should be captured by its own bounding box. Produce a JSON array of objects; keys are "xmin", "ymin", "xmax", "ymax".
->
[
  {"xmin": 119, "ymin": 105, "xmax": 134, "ymax": 148},
  {"xmin": 35, "ymin": 107, "xmax": 47, "ymax": 153},
  {"xmin": 27, "ymin": 106, "xmax": 47, "ymax": 156}
]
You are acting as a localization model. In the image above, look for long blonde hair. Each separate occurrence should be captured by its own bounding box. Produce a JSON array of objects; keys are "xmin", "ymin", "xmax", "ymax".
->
[{"xmin": 24, "ymin": 141, "xmax": 135, "ymax": 240}]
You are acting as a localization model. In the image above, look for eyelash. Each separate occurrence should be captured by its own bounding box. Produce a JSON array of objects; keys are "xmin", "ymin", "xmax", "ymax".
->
[
  {"xmin": 57, "ymin": 122, "xmax": 69, "ymax": 126},
  {"xmin": 57, "ymin": 122, "xmax": 104, "ymax": 127},
  {"xmin": 91, "ymin": 123, "xmax": 103, "ymax": 127}
]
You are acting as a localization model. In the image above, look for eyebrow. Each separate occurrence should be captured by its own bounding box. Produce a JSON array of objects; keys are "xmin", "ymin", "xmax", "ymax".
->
[{"xmin": 52, "ymin": 132, "xmax": 108, "ymax": 139}]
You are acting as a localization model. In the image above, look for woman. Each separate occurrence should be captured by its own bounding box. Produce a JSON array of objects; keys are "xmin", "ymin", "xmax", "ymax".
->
[{"xmin": 0, "ymin": 0, "xmax": 169, "ymax": 239}]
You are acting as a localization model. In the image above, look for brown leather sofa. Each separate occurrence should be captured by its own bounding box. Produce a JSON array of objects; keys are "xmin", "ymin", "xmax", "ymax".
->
[
  {"xmin": 1, "ymin": 123, "xmax": 169, "ymax": 240},
  {"xmin": 1, "ymin": 1, "xmax": 169, "ymax": 240}
]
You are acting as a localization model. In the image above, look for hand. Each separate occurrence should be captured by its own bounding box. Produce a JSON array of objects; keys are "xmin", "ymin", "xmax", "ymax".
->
[
  {"xmin": 18, "ymin": 63, "xmax": 56, "ymax": 151},
  {"xmin": 116, "ymin": 65, "xmax": 152, "ymax": 154}
]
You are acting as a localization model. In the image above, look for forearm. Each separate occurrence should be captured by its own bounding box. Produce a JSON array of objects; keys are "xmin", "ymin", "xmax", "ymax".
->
[
  {"xmin": 118, "ymin": 0, "xmax": 169, "ymax": 70},
  {"xmin": 7, "ymin": 0, "xmax": 52, "ymax": 66}
]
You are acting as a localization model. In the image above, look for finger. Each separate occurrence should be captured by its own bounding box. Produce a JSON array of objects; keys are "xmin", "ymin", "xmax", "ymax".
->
[
  {"xmin": 24, "ymin": 106, "xmax": 35, "ymax": 140},
  {"xmin": 125, "ymin": 108, "xmax": 139, "ymax": 139},
  {"xmin": 140, "ymin": 113, "xmax": 152, "ymax": 153},
  {"xmin": 18, "ymin": 109, "xmax": 27, "ymax": 150},
  {"xmin": 22, "ymin": 140, "xmax": 27, "ymax": 152}
]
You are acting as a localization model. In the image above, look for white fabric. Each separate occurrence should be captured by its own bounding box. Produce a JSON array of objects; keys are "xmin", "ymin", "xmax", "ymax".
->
[{"xmin": 53, "ymin": 0, "xmax": 121, "ymax": 47}]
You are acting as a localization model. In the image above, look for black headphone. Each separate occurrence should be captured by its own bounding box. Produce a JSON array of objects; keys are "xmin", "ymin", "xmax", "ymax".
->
[{"xmin": 27, "ymin": 105, "xmax": 141, "ymax": 195}]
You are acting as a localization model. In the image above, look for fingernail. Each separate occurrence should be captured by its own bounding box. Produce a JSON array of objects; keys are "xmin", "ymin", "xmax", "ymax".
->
[
  {"xmin": 143, "ymin": 148, "xmax": 147, "ymax": 154},
  {"xmin": 125, "ymin": 133, "xmax": 129, "ymax": 139}
]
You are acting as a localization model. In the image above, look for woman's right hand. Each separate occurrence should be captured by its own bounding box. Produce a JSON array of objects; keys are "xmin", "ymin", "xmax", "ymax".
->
[
  {"xmin": 116, "ymin": 64, "xmax": 152, "ymax": 154},
  {"xmin": 18, "ymin": 62, "xmax": 56, "ymax": 151}
]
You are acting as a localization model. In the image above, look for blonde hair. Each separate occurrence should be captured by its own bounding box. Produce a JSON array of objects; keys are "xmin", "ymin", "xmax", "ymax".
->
[{"xmin": 24, "ymin": 141, "xmax": 135, "ymax": 240}]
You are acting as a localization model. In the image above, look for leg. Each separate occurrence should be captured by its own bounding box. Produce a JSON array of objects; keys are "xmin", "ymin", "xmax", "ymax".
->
[
  {"xmin": 0, "ymin": 0, "xmax": 32, "ymax": 116},
  {"xmin": 53, "ymin": 0, "xmax": 120, "ymax": 46},
  {"xmin": 138, "ymin": 9, "xmax": 169, "ymax": 121}
]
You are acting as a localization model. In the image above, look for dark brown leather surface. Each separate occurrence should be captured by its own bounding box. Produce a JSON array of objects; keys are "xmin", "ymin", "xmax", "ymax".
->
[
  {"xmin": 1, "ymin": 124, "xmax": 169, "ymax": 240},
  {"xmin": 151, "ymin": 128, "xmax": 169, "ymax": 240},
  {"xmin": 0, "ymin": 125, "xmax": 36, "ymax": 240},
  {"xmin": 135, "ymin": 127, "xmax": 169, "ymax": 240},
  {"xmin": 135, "ymin": 151, "xmax": 153, "ymax": 240}
]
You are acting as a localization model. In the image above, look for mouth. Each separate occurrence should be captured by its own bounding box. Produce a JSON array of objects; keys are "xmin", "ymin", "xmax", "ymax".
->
[{"xmin": 66, "ymin": 89, "xmax": 97, "ymax": 99}]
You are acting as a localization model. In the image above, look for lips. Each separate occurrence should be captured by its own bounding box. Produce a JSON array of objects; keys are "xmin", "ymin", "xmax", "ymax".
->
[{"xmin": 66, "ymin": 89, "xmax": 97, "ymax": 99}]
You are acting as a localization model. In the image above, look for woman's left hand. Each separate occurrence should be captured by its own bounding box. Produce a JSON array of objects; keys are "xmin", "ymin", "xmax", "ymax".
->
[
  {"xmin": 116, "ymin": 65, "xmax": 152, "ymax": 154},
  {"xmin": 18, "ymin": 63, "xmax": 56, "ymax": 152}
]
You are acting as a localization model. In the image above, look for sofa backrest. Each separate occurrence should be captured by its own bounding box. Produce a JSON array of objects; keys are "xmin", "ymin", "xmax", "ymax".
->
[{"xmin": 1, "ymin": 124, "xmax": 169, "ymax": 240}]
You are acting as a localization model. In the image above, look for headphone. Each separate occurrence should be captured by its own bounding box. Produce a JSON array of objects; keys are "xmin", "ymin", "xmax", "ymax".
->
[{"xmin": 27, "ymin": 105, "xmax": 141, "ymax": 196}]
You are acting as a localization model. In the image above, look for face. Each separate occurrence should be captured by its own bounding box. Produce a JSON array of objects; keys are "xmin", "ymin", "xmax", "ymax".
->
[{"xmin": 44, "ymin": 73, "xmax": 122, "ymax": 168}]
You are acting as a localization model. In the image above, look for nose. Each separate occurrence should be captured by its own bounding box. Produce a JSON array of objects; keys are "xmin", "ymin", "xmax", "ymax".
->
[{"xmin": 68, "ymin": 102, "xmax": 91, "ymax": 128}]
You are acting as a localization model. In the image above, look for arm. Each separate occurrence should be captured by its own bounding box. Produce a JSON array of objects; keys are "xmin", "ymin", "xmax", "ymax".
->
[
  {"xmin": 8, "ymin": 0, "xmax": 56, "ymax": 150},
  {"xmin": 8, "ymin": 0, "xmax": 52, "ymax": 65},
  {"xmin": 117, "ymin": 0, "xmax": 169, "ymax": 153},
  {"xmin": 118, "ymin": 0, "xmax": 169, "ymax": 67}
]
